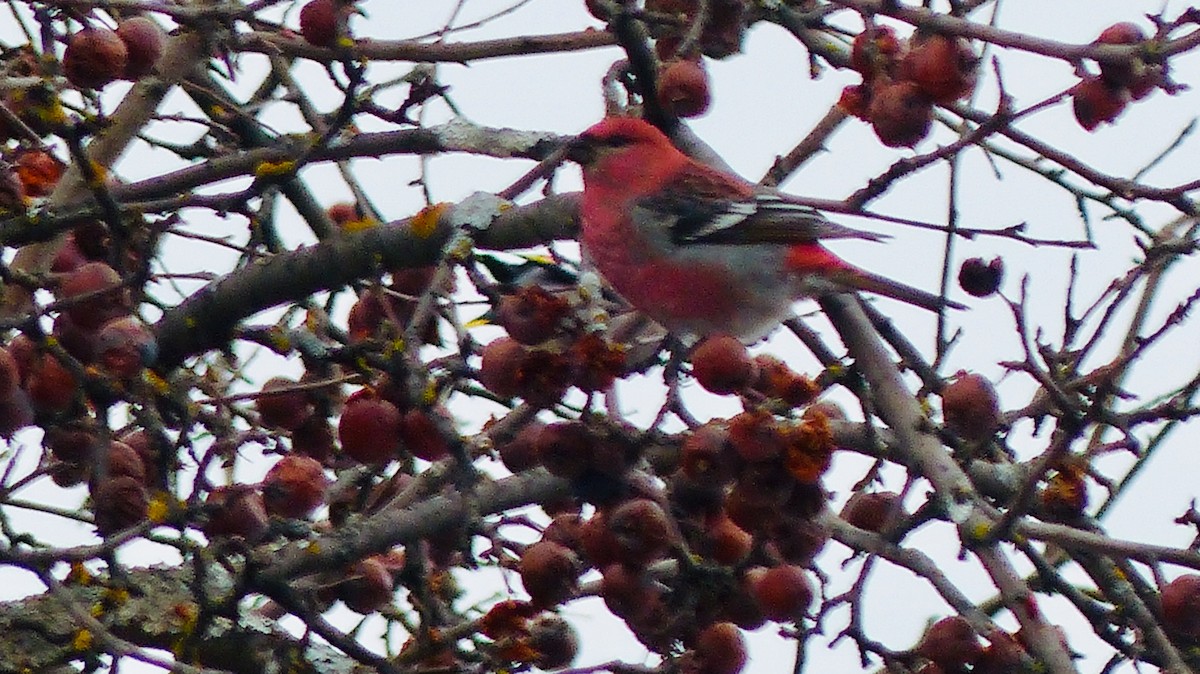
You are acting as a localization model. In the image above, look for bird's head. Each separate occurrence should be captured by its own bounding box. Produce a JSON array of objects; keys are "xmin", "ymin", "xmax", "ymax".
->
[{"xmin": 567, "ymin": 116, "xmax": 675, "ymax": 167}]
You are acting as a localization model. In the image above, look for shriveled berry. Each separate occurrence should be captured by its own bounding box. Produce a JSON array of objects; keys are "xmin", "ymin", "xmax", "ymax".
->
[
  {"xmin": 703, "ymin": 513, "xmax": 752, "ymax": 565},
  {"xmin": 1072, "ymin": 76, "xmax": 1129, "ymax": 131},
  {"xmin": 63, "ymin": 28, "xmax": 129, "ymax": 89},
  {"xmin": 116, "ymin": 17, "xmax": 165, "ymax": 79},
  {"xmin": 657, "ymin": 58, "xmax": 711, "ymax": 118},
  {"xmin": 680, "ymin": 423, "xmax": 733, "ymax": 485},
  {"xmin": 899, "ymin": 33, "xmax": 977, "ymax": 104},
  {"xmin": 91, "ymin": 475, "xmax": 148, "ymax": 534},
  {"xmin": 840, "ymin": 491, "xmax": 905, "ymax": 532},
  {"xmin": 917, "ymin": 616, "xmax": 984, "ymax": 670},
  {"xmin": 338, "ymin": 556, "xmax": 395, "ymax": 613},
  {"xmin": 691, "ymin": 334, "xmax": 755, "ymax": 395},
  {"xmin": 941, "ymin": 371, "xmax": 1001, "ymax": 441},
  {"xmin": 868, "ymin": 80, "xmax": 934, "ymax": 148},
  {"xmin": 25, "ymin": 352, "xmax": 78, "ymax": 413},
  {"xmin": 262, "ymin": 454, "xmax": 328, "ymax": 519},
  {"xmin": 748, "ymin": 565, "xmax": 813, "ymax": 622},
  {"xmin": 203, "ymin": 485, "xmax": 270, "ymax": 540},
  {"xmin": 607, "ymin": 498, "xmax": 675, "ymax": 567},
  {"xmin": 692, "ymin": 621, "xmax": 747, "ymax": 674},
  {"xmin": 851, "ymin": 25, "xmax": 904, "ymax": 79},
  {"xmin": 958, "ymin": 257, "xmax": 1004, "ymax": 297},
  {"xmin": 529, "ymin": 614, "xmax": 579, "ymax": 669},
  {"xmin": 1161, "ymin": 574, "xmax": 1200, "ymax": 639},
  {"xmin": 1096, "ymin": 22, "xmax": 1147, "ymax": 90},
  {"xmin": 518, "ymin": 540, "xmax": 581, "ymax": 608},
  {"xmin": 496, "ymin": 286, "xmax": 569, "ymax": 345},
  {"xmin": 751, "ymin": 355, "xmax": 818, "ymax": 407}
]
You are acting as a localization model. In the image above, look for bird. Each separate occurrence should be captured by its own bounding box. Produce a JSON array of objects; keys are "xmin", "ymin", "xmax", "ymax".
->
[{"xmin": 569, "ymin": 116, "xmax": 963, "ymax": 342}]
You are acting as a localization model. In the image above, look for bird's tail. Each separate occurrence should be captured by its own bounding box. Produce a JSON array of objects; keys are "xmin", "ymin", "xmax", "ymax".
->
[{"xmin": 842, "ymin": 269, "xmax": 967, "ymax": 312}]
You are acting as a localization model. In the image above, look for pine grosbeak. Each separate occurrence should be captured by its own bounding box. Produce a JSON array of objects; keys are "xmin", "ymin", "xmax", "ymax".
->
[{"xmin": 571, "ymin": 117, "xmax": 963, "ymax": 341}]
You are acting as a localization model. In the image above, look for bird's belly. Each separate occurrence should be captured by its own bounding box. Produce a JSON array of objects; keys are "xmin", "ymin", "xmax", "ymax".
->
[{"xmin": 583, "ymin": 221, "xmax": 795, "ymax": 340}]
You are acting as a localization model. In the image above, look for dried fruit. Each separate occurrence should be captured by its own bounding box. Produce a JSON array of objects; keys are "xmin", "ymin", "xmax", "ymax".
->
[
  {"xmin": 518, "ymin": 540, "xmax": 581, "ymax": 608},
  {"xmin": 747, "ymin": 565, "xmax": 813, "ymax": 622},
  {"xmin": 867, "ymin": 80, "xmax": 934, "ymax": 148},
  {"xmin": 116, "ymin": 17, "xmax": 165, "ymax": 79},
  {"xmin": 657, "ymin": 59, "xmax": 711, "ymax": 118},
  {"xmin": 958, "ymin": 257, "xmax": 1004, "ymax": 297},
  {"xmin": 840, "ymin": 491, "xmax": 905, "ymax": 532},
  {"xmin": 917, "ymin": 616, "xmax": 984, "ymax": 670},
  {"xmin": 691, "ymin": 335, "xmax": 756, "ymax": 395},
  {"xmin": 899, "ymin": 33, "xmax": 977, "ymax": 104},
  {"xmin": 1071, "ymin": 76, "xmax": 1129, "ymax": 131},
  {"xmin": 941, "ymin": 371, "xmax": 1001, "ymax": 441},
  {"xmin": 62, "ymin": 27, "xmax": 129, "ymax": 89},
  {"xmin": 1161, "ymin": 574, "xmax": 1200, "ymax": 639},
  {"xmin": 338, "ymin": 394, "xmax": 401, "ymax": 464},
  {"xmin": 261, "ymin": 455, "xmax": 328, "ymax": 519}
]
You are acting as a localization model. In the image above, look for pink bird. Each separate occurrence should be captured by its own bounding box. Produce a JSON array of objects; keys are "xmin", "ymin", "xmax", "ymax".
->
[{"xmin": 571, "ymin": 117, "xmax": 963, "ymax": 342}]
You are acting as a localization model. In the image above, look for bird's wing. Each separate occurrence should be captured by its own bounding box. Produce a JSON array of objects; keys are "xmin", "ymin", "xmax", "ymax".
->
[{"xmin": 641, "ymin": 164, "xmax": 888, "ymax": 245}]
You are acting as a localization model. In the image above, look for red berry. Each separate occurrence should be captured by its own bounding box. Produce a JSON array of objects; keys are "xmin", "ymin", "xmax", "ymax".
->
[
  {"xmin": 851, "ymin": 25, "xmax": 904, "ymax": 80},
  {"xmin": 115, "ymin": 17, "xmax": 165, "ymax": 79},
  {"xmin": 14, "ymin": 148, "xmax": 65, "ymax": 198},
  {"xmin": 840, "ymin": 491, "xmax": 905, "ymax": 532},
  {"xmin": 1072, "ymin": 76, "xmax": 1129, "ymax": 131},
  {"xmin": 1161, "ymin": 574, "xmax": 1200, "ymax": 639},
  {"xmin": 657, "ymin": 59, "xmax": 711, "ymax": 118},
  {"xmin": 899, "ymin": 33, "xmax": 977, "ymax": 104},
  {"xmin": 518, "ymin": 540, "xmax": 581, "ymax": 608},
  {"xmin": 326, "ymin": 202, "xmax": 359, "ymax": 227},
  {"xmin": 958, "ymin": 256, "xmax": 1004, "ymax": 297},
  {"xmin": 0, "ymin": 346, "xmax": 20, "ymax": 398},
  {"xmin": 868, "ymin": 80, "xmax": 934, "ymax": 148},
  {"xmin": 599, "ymin": 563, "xmax": 657, "ymax": 619},
  {"xmin": 25, "ymin": 352, "xmax": 78, "ymax": 413},
  {"xmin": 1095, "ymin": 23, "xmax": 1150, "ymax": 92},
  {"xmin": 579, "ymin": 511, "xmax": 621, "ymax": 568},
  {"xmin": 91, "ymin": 475, "xmax": 148, "ymax": 535},
  {"xmin": 748, "ymin": 565, "xmax": 813, "ymax": 622},
  {"xmin": 204, "ymin": 485, "xmax": 271, "ymax": 540},
  {"xmin": 95, "ymin": 315, "xmax": 156, "ymax": 379},
  {"xmin": 478, "ymin": 337, "xmax": 526, "ymax": 399},
  {"xmin": 607, "ymin": 498, "xmax": 675, "ymax": 567},
  {"xmin": 57, "ymin": 261, "xmax": 129, "ymax": 330},
  {"xmin": 261, "ymin": 454, "xmax": 328, "ymax": 519},
  {"xmin": 751, "ymin": 355, "xmax": 818, "ymax": 407},
  {"xmin": 692, "ymin": 622, "xmax": 747, "ymax": 674},
  {"xmin": 299, "ymin": 0, "xmax": 348, "ymax": 48},
  {"xmin": 495, "ymin": 421, "xmax": 545, "ymax": 473},
  {"xmin": 534, "ymin": 421, "xmax": 594, "ymax": 480},
  {"xmin": 338, "ymin": 394, "xmax": 401, "ymax": 464},
  {"xmin": 496, "ymin": 286, "xmax": 569, "ymax": 345},
  {"xmin": 941, "ymin": 371, "xmax": 1001, "ymax": 441},
  {"xmin": 255, "ymin": 376, "xmax": 315, "ymax": 431},
  {"xmin": 917, "ymin": 616, "xmax": 984, "ymax": 670},
  {"xmin": 840, "ymin": 85, "xmax": 872, "ymax": 122},
  {"xmin": 679, "ymin": 423, "xmax": 733, "ymax": 485},
  {"xmin": 63, "ymin": 27, "xmax": 129, "ymax": 89},
  {"xmin": 400, "ymin": 408, "xmax": 451, "ymax": 462},
  {"xmin": 703, "ymin": 513, "xmax": 752, "ymax": 565},
  {"xmin": 691, "ymin": 334, "xmax": 756, "ymax": 395},
  {"xmin": 338, "ymin": 556, "xmax": 395, "ymax": 613},
  {"xmin": 528, "ymin": 614, "xmax": 579, "ymax": 669}
]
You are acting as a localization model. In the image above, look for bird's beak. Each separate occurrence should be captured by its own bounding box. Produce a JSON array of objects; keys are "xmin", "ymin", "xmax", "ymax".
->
[{"xmin": 565, "ymin": 135, "xmax": 598, "ymax": 165}]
